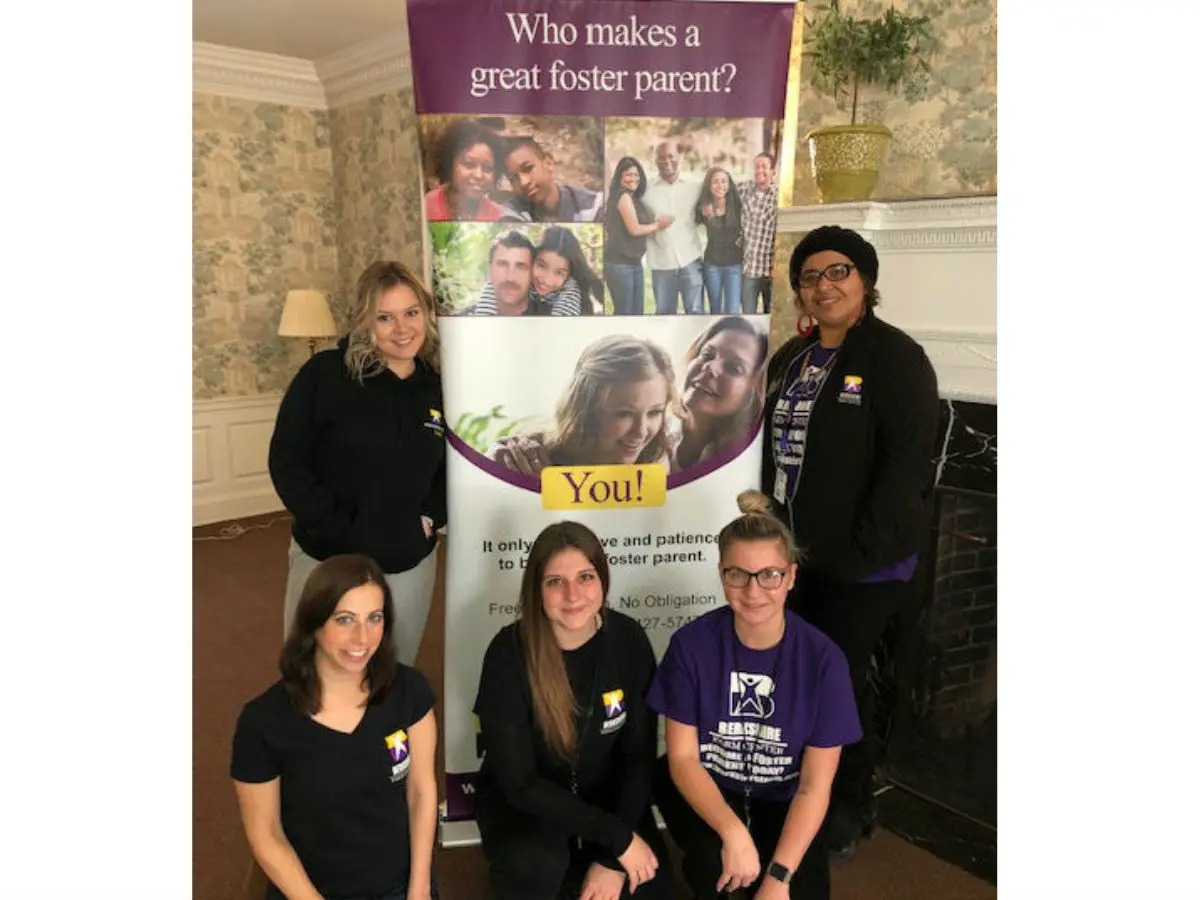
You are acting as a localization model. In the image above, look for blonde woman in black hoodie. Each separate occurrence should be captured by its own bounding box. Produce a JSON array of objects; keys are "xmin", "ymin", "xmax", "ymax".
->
[{"xmin": 269, "ymin": 261, "xmax": 446, "ymax": 666}]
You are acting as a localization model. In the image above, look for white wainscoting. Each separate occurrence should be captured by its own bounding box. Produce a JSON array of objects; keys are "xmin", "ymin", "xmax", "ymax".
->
[
  {"xmin": 779, "ymin": 196, "xmax": 997, "ymax": 403},
  {"xmin": 193, "ymin": 393, "xmax": 285, "ymax": 526}
]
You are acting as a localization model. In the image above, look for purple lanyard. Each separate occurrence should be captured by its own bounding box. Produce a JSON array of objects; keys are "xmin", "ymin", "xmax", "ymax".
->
[{"xmin": 774, "ymin": 345, "xmax": 837, "ymax": 459}]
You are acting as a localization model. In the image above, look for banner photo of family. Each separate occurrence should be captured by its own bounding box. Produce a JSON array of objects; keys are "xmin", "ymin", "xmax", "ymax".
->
[
  {"xmin": 406, "ymin": 0, "xmax": 795, "ymax": 833},
  {"xmin": 423, "ymin": 114, "xmax": 781, "ymax": 317}
]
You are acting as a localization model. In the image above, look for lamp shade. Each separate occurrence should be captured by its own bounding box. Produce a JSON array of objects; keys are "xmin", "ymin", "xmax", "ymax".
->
[{"xmin": 279, "ymin": 290, "xmax": 337, "ymax": 338}]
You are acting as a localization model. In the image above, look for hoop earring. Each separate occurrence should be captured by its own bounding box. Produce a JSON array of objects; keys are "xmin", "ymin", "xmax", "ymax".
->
[{"xmin": 797, "ymin": 314, "xmax": 815, "ymax": 336}]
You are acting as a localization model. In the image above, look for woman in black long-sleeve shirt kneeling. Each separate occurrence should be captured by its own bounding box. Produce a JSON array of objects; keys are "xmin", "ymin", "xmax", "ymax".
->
[{"xmin": 473, "ymin": 522, "xmax": 674, "ymax": 900}]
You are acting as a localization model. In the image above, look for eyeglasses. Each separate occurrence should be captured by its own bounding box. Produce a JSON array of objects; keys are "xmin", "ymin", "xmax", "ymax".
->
[
  {"xmin": 797, "ymin": 262, "xmax": 856, "ymax": 289},
  {"xmin": 721, "ymin": 566, "xmax": 789, "ymax": 589}
]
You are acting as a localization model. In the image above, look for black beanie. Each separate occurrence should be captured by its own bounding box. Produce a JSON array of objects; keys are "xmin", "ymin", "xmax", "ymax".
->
[{"xmin": 789, "ymin": 225, "xmax": 879, "ymax": 290}]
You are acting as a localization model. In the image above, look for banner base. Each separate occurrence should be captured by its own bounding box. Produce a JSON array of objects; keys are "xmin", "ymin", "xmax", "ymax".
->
[{"xmin": 438, "ymin": 816, "xmax": 481, "ymax": 848}]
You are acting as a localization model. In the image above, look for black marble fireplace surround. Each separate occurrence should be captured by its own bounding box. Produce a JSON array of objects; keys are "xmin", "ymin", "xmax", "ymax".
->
[{"xmin": 871, "ymin": 398, "xmax": 997, "ymax": 882}]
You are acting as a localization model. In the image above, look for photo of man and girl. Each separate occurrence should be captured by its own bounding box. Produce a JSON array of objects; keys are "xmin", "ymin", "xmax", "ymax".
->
[
  {"xmin": 422, "ymin": 114, "xmax": 781, "ymax": 317},
  {"xmin": 469, "ymin": 315, "xmax": 768, "ymax": 480},
  {"xmin": 430, "ymin": 222, "xmax": 604, "ymax": 316}
]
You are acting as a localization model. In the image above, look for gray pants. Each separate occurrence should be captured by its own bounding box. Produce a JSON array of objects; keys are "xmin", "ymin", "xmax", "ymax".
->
[{"xmin": 282, "ymin": 538, "xmax": 438, "ymax": 667}]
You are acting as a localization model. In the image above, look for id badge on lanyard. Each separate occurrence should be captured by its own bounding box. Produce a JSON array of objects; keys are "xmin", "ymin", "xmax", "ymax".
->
[{"xmin": 772, "ymin": 391, "xmax": 807, "ymax": 505}]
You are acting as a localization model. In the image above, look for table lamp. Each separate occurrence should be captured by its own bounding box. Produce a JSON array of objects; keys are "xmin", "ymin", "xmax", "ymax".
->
[{"xmin": 278, "ymin": 289, "xmax": 337, "ymax": 356}]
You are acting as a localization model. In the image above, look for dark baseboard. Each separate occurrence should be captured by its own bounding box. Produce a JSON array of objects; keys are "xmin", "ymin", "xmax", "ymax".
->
[{"xmin": 876, "ymin": 782, "xmax": 997, "ymax": 884}]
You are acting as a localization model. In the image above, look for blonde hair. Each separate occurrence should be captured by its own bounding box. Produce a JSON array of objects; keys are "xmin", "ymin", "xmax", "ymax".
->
[
  {"xmin": 717, "ymin": 490, "xmax": 803, "ymax": 565},
  {"xmin": 344, "ymin": 261, "xmax": 440, "ymax": 382},
  {"xmin": 549, "ymin": 335, "xmax": 681, "ymax": 464}
]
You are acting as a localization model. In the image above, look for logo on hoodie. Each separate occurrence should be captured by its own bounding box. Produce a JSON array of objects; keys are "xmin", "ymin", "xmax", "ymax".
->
[{"xmin": 425, "ymin": 408, "xmax": 445, "ymax": 436}]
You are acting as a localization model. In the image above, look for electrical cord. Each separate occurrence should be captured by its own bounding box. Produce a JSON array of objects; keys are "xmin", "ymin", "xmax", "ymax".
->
[{"xmin": 193, "ymin": 515, "xmax": 292, "ymax": 542}]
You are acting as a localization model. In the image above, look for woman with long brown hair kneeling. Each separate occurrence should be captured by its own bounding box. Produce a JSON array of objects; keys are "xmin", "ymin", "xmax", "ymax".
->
[{"xmin": 473, "ymin": 522, "xmax": 673, "ymax": 900}]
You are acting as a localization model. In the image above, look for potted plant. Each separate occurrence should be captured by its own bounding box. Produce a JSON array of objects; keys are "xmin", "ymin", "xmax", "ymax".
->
[{"xmin": 802, "ymin": 0, "xmax": 935, "ymax": 203}]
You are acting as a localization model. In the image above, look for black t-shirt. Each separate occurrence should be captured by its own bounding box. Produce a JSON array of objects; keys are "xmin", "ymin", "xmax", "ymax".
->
[
  {"xmin": 472, "ymin": 610, "xmax": 658, "ymax": 861},
  {"xmin": 605, "ymin": 192, "xmax": 654, "ymax": 265},
  {"xmin": 231, "ymin": 667, "xmax": 435, "ymax": 899}
]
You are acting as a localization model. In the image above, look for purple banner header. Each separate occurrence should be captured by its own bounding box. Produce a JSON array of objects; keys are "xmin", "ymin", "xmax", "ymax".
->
[{"xmin": 407, "ymin": 0, "xmax": 795, "ymax": 118}]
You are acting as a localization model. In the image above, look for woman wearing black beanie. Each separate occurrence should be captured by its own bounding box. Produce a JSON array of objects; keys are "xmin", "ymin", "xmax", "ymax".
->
[{"xmin": 761, "ymin": 225, "xmax": 940, "ymax": 858}]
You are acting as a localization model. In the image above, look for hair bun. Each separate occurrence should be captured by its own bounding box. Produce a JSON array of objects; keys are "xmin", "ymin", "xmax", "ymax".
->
[{"xmin": 736, "ymin": 489, "xmax": 771, "ymax": 516}]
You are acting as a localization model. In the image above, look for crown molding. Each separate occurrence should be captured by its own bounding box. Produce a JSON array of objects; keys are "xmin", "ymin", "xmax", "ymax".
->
[
  {"xmin": 778, "ymin": 196, "xmax": 997, "ymax": 251},
  {"xmin": 315, "ymin": 30, "xmax": 412, "ymax": 108},
  {"xmin": 193, "ymin": 32, "xmax": 412, "ymax": 110},
  {"xmin": 193, "ymin": 42, "xmax": 326, "ymax": 109}
]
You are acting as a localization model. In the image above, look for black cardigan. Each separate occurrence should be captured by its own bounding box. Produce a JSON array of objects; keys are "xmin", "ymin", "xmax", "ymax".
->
[{"xmin": 762, "ymin": 308, "xmax": 940, "ymax": 582}]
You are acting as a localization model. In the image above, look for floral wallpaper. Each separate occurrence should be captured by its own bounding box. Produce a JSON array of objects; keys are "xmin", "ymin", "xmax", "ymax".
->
[
  {"xmin": 193, "ymin": 94, "xmax": 339, "ymax": 399},
  {"xmin": 767, "ymin": 233, "xmax": 802, "ymax": 354},
  {"xmin": 328, "ymin": 89, "xmax": 425, "ymax": 328},
  {"xmin": 791, "ymin": 0, "xmax": 996, "ymax": 204}
]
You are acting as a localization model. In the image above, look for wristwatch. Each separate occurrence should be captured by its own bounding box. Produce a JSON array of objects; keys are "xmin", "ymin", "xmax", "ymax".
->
[{"xmin": 766, "ymin": 861, "xmax": 793, "ymax": 884}]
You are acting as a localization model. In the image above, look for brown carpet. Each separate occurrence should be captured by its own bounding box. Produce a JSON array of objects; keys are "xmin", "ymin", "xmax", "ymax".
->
[{"xmin": 194, "ymin": 513, "xmax": 996, "ymax": 900}]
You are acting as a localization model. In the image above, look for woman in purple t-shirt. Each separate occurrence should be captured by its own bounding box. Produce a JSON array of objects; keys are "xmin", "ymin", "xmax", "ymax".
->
[{"xmin": 647, "ymin": 491, "xmax": 860, "ymax": 900}]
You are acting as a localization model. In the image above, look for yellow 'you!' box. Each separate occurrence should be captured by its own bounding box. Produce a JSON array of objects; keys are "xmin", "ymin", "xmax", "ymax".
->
[{"xmin": 540, "ymin": 464, "xmax": 667, "ymax": 510}]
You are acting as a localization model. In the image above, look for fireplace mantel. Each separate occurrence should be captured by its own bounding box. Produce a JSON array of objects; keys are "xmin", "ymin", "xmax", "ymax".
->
[{"xmin": 778, "ymin": 196, "xmax": 997, "ymax": 404}]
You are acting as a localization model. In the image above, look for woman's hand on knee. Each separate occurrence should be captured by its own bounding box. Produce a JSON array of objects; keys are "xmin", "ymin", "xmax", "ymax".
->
[
  {"xmin": 579, "ymin": 862, "xmax": 626, "ymax": 900},
  {"xmin": 617, "ymin": 832, "xmax": 660, "ymax": 892},
  {"xmin": 716, "ymin": 824, "xmax": 759, "ymax": 893}
]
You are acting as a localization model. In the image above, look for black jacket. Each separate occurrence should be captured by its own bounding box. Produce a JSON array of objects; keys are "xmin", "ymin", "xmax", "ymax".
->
[
  {"xmin": 762, "ymin": 308, "xmax": 940, "ymax": 582},
  {"xmin": 268, "ymin": 341, "xmax": 446, "ymax": 573}
]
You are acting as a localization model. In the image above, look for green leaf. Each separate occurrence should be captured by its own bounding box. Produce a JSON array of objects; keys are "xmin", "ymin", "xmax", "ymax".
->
[{"xmin": 803, "ymin": 0, "xmax": 938, "ymax": 123}]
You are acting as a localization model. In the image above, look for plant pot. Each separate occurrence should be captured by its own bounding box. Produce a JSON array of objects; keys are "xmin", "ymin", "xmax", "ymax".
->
[{"xmin": 805, "ymin": 124, "xmax": 893, "ymax": 203}]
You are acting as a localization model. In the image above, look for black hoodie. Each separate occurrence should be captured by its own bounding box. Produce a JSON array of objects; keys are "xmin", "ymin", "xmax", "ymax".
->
[{"xmin": 268, "ymin": 339, "xmax": 446, "ymax": 574}]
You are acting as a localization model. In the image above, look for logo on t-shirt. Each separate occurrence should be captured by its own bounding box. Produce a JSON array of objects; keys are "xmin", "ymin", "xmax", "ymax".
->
[
  {"xmin": 600, "ymin": 688, "xmax": 627, "ymax": 735},
  {"xmin": 385, "ymin": 728, "xmax": 411, "ymax": 782},
  {"xmin": 729, "ymin": 672, "xmax": 776, "ymax": 718}
]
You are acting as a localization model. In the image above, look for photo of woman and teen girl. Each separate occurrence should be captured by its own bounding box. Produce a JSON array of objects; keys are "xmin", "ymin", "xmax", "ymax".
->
[
  {"xmin": 420, "ymin": 116, "xmax": 604, "ymax": 225},
  {"xmin": 487, "ymin": 316, "xmax": 767, "ymax": 476}
]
